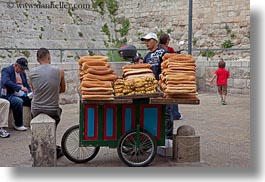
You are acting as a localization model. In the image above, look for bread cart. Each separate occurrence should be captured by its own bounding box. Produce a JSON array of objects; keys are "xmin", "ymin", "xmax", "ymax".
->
[{"xmin": 61, "ymin": 93, "xmax": 199, "ymax": 167}]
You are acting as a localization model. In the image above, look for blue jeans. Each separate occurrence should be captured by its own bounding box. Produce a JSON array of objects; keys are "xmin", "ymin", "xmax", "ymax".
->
[
  {"xmin": 7, "ymin": 95, "xmax": 31, "ymax": 127},
  {"xmin": 171, "ymin": 104, "xmax": 181, "ymax": 120}
]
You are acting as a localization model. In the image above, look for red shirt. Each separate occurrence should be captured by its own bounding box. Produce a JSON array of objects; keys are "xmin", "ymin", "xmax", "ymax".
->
[
  {"xmin": 167, "ymin": 46, "xmax": 175, "ymax": 53},
  {"xmin": 215, "ymin": 68, "xmax": 230, "ymax": 86}
]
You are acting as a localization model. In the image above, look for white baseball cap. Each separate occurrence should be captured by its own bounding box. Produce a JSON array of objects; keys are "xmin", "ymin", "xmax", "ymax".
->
[{"xmin": 141, "ymin": 32, "xmax": 158, "ymax": 42}]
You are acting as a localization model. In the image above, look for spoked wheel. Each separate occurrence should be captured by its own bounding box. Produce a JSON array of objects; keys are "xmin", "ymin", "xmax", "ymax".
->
[
  {"xmin": 61, "ymin": 125, "xmax": 100, "ymax": 163},
  {"xmin": 117, "ymin": 129, "xmax": 157, "ymax": 167}
]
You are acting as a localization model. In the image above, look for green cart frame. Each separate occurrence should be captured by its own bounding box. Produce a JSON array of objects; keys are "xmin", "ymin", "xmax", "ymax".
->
[{"xmin": 61, "ymin": 94, "xmax": 199, "ymax": 167}]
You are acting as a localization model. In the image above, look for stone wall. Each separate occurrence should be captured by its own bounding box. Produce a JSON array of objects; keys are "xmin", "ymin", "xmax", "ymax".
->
[
  {"xmin": 116, "ymin": 0, "xmax": 250, "ymax": 61},
  {"xmin": 0, "ymin": 0, "xmax": 250, "ymax": 63},
  {"xmin": 0, "ymin": 0, "xmax": 114, "ymax": 63},
  {"xmin": 196, "ymin": 59, "xmax": 250, "ymax": 95}
]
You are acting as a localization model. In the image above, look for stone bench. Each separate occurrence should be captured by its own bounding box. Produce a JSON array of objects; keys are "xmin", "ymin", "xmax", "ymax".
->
[
  {"xmin": 30, "ymin": 113, "xmax": 56, "ymax": 167},
  {"xmin": 8, "ymin": 106, "xmax": 32, "ymax": 128}
]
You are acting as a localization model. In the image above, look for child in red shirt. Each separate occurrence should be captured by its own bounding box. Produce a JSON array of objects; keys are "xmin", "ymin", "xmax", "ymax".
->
[{"xmin": 207, "ymin": 59, "xmax": 230, "ymax": 105}]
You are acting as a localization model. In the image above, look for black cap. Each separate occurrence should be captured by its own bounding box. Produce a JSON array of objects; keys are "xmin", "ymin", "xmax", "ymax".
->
[{"xmin": 16, "ymin": 58, "xmax": 29, "ymax": 70}]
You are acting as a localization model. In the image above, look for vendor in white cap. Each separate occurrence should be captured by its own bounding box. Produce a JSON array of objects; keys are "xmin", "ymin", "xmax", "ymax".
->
[
  {"xmin": 141, "ymin": 32, "xmax": 166, "ymax": 80},
  {"xmin": 141, "ymin": 32, "xmax": 173, "ymax": 140}
]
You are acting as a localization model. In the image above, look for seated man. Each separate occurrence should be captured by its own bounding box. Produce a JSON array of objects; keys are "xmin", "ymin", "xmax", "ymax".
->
[
  {"xmin": 0, "ymin": 98, "xmax": 10, "ymax": 138},
  {"xmin": 0, "ymin": 58, "xmax": 32, "ymax": 131},
  {"xmin": 29, "ymin": 48, "xmax": 66, "ymax": 158}
]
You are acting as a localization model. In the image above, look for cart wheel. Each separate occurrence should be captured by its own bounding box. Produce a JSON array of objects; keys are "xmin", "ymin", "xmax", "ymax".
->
[
  {"xmin": 117, "ymin": 129, "xmax": 157, "ymax": 167},
  {"xmin": 61, "ymin": 125, "xmax": 100, "ymax": 163}
]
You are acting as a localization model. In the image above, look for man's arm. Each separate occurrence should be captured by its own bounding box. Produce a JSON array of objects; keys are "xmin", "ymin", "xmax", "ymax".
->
[
  {"xmin": 21, "ymin": 73, "xmax": 31, "ymax": 93},
  {"xmin": 59, "ymin": 68, "xmax": 66, "ymax": 93},
  {"xmin": 1, "ymin": 67, "xmax": 21, "ymax": 92}
]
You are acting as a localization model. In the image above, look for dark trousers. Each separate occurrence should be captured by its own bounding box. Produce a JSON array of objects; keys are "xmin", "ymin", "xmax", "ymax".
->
[
  {"xmin": 31, "ymin": 108, "xmax": 62, "ymax": 127},
  {"xmin": 165, "ymin": 105, "xmax": 173, "ymax": 139},
  {"xmin": 171, "ymin": 104, "xmax": 181, "ymax": 120}
]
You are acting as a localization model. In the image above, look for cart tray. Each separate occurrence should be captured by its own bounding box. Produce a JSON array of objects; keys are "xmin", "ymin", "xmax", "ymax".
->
[
  {"xmin": 114, "ymin": 92, "xmax": 163, "ymax": 100},
  {"xmin": 150, "ymin": 97, "xmax": 200, "ymax": 105},
  {"xmin": 82, "ymin": 98, "xmax": 132, "ymax": 104}
]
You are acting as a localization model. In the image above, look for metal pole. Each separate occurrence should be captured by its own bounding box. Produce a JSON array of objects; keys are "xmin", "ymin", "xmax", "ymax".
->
[{"xmin": 188, "ymin": 0, "xmax": 193, "ymax": 55}]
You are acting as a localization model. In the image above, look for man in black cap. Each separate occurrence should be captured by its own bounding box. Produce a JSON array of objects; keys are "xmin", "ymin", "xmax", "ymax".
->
[{"xmin": 0, "ymin": 57, "xmax": 32, "ymax": 131}]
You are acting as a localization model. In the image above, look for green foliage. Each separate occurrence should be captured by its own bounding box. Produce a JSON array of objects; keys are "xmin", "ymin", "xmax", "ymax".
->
[
  {"xmin": 23, "ymin": 12, "xmax": 28, "ymax": 18},
  {"xmin": 247, "ymin": 31, "xmax": 250, "ymax": 39},
  {"xmin": 105, "ymin": 37, "xmax": 127, "ymax": 62},
  {"xmin": 201, "ymin": 50, "xmax": 215, "ymax": 57},
  {"xmin": 192, "ymin": 37, "xmax": 198, "ymax": 46},
  {"xmin": 68, "ymin": 8, "xmax": 73, "ymax": 17},
  {"xmin": 40, "ymin": 27, "xmax": 44, "ymax": 31},
  {"xmin": 221, "ymin": 39, "xmax": 233, "ymax": 48},
  {"xmin": 58, "ymin": 27, "xmax": 63, "ymax": 32},
  {"xmin": 101, "ymin": 23, "xmax": 111, "ymax": 41},
  {"xmin": 156, "ymin": 30, "xmax": 165, "ymax": 39},
  {"xmin": 74, "ymin": 52, "xmax": 80, "ymax": 61},
  {"xmin": 166, "ymin": 29, "xmax": 172, "ymax": 34},
  {"xmin": 47, "ymin": 16, "xmax": 51, "ymax": 22},
  {"xmin": 224, "ymin": 24, "xmax": 231, "ymax": 34},
  {"xmin": 107, "ymin": 50, "xmax": 123, "ymax": 62},
  {"xmin": 230, "ymin": 32, "xmax": 236, "ymax": 39},
  {"xmin": 21, "ymin": 50, "xmax": 30, "ymax": 58},
  {"xmin": 107, "ymin": 0, "xmax": 119, "ymax": 15},
  {"xmin": 92, "ymin": 0, "xmax": 105, "ymax": 15},
  {"xmin": 116, "ymin": 19, "xmax": 130, "ymax": 37},
  {"xmin": 104, "ymin": 40, "xmax": 109, "ymax": 48},
  {"xmin": 88, "ymin": 50, "xmax": 95, "ymax": 56},
  {"xmin": 92, "ymin": 0, "xmax": 118, "ymax": 16},
  {"xmin": 78, "ymin": 32, "xmax": 83, "ymax": 37}
]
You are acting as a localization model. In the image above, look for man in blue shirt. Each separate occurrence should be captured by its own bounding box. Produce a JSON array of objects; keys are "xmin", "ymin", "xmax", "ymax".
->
[
  {"xmin": 141, "ymin": 32, "xmax": 166, "ymax": 80},
  {"xmin": 141, "ymin": 32, "xmax": 173, "ymax": 139},
  {"xmin": 0, "ymin": 58, "xmax": 31, "ymax": 131}
]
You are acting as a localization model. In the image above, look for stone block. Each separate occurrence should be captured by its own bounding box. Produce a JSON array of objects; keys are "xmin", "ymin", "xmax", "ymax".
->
[
  {"xmin": 8, "ymin": 106, "xmax": 32, "ymax": 128},
  {"xmin": 31, "ymin": 114, "xmax": 56, "ymax": 167},
  {"xmin": 173, "ymin": 136, "xmax": 200, "ymax": 163}
]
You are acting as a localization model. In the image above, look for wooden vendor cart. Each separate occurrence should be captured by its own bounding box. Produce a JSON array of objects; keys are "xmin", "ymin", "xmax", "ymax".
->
[{"xmin": 61, "ymin": 93, "xmax": 200, "ymax": 167}]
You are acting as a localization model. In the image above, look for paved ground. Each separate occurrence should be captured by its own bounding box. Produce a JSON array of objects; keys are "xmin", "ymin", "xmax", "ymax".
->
[{"xmin": 0, "ymin": 92, "xmax": 250, "ymax": 167}]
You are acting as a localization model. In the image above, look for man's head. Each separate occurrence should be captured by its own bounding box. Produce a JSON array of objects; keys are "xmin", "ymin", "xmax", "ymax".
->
[
  {"xmin": 159, "ymin": 34, "xmax": 170, "ymax": 45},
  {"xmin": 141, "ymin": 32, "xmax": 158, "ymax": 51},
  {"xmin": 133, "ymin": 53, "xmax": 143, "ymax": 64},
  {"xmin": 37, "ymin": 48, "xmax": 50, "ymax": 63},
  {"xmin": 14, "ymin": 58, "xmax": 29, "ymax": 73}
]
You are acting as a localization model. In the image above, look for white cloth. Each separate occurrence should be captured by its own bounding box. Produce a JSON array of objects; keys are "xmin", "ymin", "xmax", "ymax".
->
[{"xmin": 0, "ymin": 98, "xmax": 10, "ymax": 128}]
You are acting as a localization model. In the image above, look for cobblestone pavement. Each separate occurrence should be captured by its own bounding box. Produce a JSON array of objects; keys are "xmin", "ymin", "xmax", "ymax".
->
[{"xmin": 0, "ymin": 92, "xmax": 250, "ymax": 167}]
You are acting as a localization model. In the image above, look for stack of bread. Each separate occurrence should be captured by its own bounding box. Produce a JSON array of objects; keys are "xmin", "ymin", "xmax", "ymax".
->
[
  {"xmin": 78, "ymin": 55, "xmax": 117, "ymax": 100},
  {"xmin": 160, "ymin": 53, "xmax": 197, "ymax": 99},
  {"xmin": 117, "ymin": 64, "xmax": 158, "ymax": 96},
  {"xmin": 113, "ymin": 77, "xmax": 124, "ymax": 96}
]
